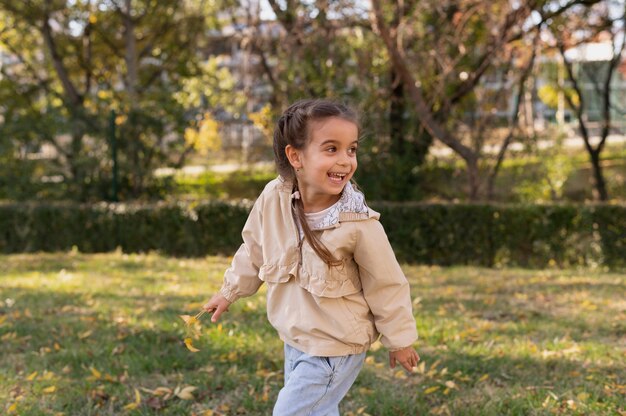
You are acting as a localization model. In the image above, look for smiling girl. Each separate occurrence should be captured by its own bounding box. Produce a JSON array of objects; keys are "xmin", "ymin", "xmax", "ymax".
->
[{"xmin": 203, "ymin": 99, "xmax": 419, "ymax": 415}]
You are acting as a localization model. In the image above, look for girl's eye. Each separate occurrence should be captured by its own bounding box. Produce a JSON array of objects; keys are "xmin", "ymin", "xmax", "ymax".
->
[
  {"xmin": 349, "ymin": 146, "xmax": 358, "ymax": 154},
  {"xmin": 326, "ymin": 147, "xmax": 337, "ymax": 153}
]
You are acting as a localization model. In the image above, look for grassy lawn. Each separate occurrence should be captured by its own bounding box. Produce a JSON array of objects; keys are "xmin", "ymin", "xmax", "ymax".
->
[{"xmin": 1, "ymin": 252, "xmax": 624, "ymax": 415}]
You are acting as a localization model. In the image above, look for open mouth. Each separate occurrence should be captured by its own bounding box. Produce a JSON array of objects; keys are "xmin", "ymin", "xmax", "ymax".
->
[{"xmin": 327, "ymin": 172, "xmax": 348, "ymax": 183}]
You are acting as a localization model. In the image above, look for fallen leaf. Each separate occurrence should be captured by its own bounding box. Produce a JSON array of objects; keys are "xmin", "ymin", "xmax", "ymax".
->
[
  {"xmin": 184, "ymin": 338, "xmax": 200, "ymax": 352},
  {"xmin": 111, "ymin": 344, "xmax": 125, "ymax": 355},
  {"xmin": 176, "ymin": 385, "xmax": 197, "ymax": 400},
  {"xmin": 424, "ymin": 386, "xmax": 440, "ymax": 395},
  {"xmin": 26, "ymin": 371, "xmax": 38, "ymax": 381},
  {"xmin": 123, "ymin": 388, "xmax": 141, "ymax": 410},
  {"xmin": 146, "ymin": 396, "xmax": 164, "ymax": 410},
  {"xmin": 577, "ymin": 392, "xmax": 590, "ymax": 401},
  {"xmin": 43, "ymin": 386, "xmax": 57, "ymax": 394},
  {"xmin": 444, "ymin": 380, "xmax": 458, "ymax": 389},
  {"xmin": 90, "ymin": 367, "xmax": 102, "ymax": 380},
  {"xmin": 394, "ymin": 370, "xmax": 407, "ymax": 379},
  {"xmin": 78, "ymin": 330, "xmax": 93, "ymax": 339}
]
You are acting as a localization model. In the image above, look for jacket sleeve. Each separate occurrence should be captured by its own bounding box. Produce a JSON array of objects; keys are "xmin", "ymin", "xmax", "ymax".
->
[
  {"xmin": 353, "ymin": 219, "xmax": 418, "ymax": 350},
  {"xmin": 219, "ymin": 196, "xmax": 265, "ymax": 303}
]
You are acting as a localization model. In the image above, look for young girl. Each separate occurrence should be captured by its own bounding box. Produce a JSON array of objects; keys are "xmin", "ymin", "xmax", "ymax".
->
[{"xmin": 204, "ymin": 99, "xmax": 419, "ymax": 415}]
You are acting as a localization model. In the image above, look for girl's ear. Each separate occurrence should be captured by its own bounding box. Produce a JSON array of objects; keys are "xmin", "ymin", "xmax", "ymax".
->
[{"xmin": 285, "ymin": 145, "xmax": 303, "ymax": 170}]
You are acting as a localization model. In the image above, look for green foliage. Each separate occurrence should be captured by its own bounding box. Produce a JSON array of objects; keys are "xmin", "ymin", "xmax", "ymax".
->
[
  {"xmin": 1, "ymin": 201, "xmax": 625, "ymax": 269},
  {"xmin": 173, "ymin": 170, "xmax": 276, "ymax": 200},
  {"xmin": 0, "ymin": 0, "xmax": 236, "ymax": 200}
]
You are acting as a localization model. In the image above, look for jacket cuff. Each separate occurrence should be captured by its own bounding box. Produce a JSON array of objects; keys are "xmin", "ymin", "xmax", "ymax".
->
[
  {"xmin": 388, "ymin": 344, "xmax": 416, "ymax": 352},
  {"xmin": 219, "ymin": 285, "xmax": 239, "ymax": 304}
]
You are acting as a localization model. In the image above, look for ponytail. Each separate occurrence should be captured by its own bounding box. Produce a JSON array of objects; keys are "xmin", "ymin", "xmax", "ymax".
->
[{"xmin": 272, "ymin": 99, "xmax": 359, "ymax": 267}]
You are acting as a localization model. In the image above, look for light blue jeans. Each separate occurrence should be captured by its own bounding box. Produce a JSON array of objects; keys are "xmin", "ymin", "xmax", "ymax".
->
[{"xmin": 273, "ymin": 343, "xmax": 366, "ymax": 416}]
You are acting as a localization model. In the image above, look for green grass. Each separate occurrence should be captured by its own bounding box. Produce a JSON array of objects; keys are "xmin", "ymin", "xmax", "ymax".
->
[{"xmin": 1, "ymin": 252, "xmax": 624, "ymax": 415}]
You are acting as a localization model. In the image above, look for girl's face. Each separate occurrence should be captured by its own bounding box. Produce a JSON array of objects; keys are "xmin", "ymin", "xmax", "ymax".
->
[{"xmin": 286, "ymin": 116, "xmax": 359, "ymax": 212}]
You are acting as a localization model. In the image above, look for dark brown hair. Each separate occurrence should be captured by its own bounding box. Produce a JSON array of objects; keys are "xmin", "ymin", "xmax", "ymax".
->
[{"xmin": 273, "ymin": 99, "xmax": 359, "ymax": 266}]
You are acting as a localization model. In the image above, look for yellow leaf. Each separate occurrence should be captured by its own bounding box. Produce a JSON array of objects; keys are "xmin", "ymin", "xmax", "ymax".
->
[
  {"xmin": 179, "ymin": 315, "xmax": 197, "ymax": 326},
  {"xmin": 424, "ymin": 386, "xmax": 440, "ymax": 395},
  {"xmin": 184, "ymin": 338, "xmax": 200, "ymax": 352},
  {"xmin": 176, "ymin": 385, "xmax": 197, "ymax": 400},
  {"xmin": 90, "ymin": 367, "xmax": 102, "ymax": 379},
  {"xmin": 89, "ymin": 14, "xmax": 97, "ymax": 24},
  {"xmin": 54, "ymin": 343, "xmax": 61, "ymax": 351},
  {"xmin": 78, "ymin": 330, "xmax": 93, "ymax": 339},
  {"xmin": 8, "ymin": 403, "xmax": 17, "ymax": 413},
  {"xmin": 26, "ymin": 371, "xmax": 38, "ymax": 381},
  {"xmin": 577, "ymin": 392, "xmax": 590, "ymax": 401},
  {"xmin": 478, "ymin": 374, "xmax": 490, "ymax": 382},
  {"xmin": 415, "ymin": 361, "xmax": 426, "ymax": 374},
  {"xmin": 123, "ymin": 388, "xmax": 141, "ymax": 410},
  {"xmin": 154, "ymin": 387, "xmax": 173, "ymax": 396},
  {"xmin": 394, "ymin": 370, "xmax": 407, "ymax": 379},
  {"xmin": 43, "ymin": 386, "xmax": 57, "ymax": 394},
  {"xmin": 42, "ymin": 371, "xmax": 56, "ymax": 380},
  {"xmin": 0, "ymin": 315, "xmax": 7, "ymax": 325},
  {"xmin": 202, "ymin": 410, "xmax": 214, "ymax": 416},
  {"xmin": 123, "ymin": 402, "xmax": 138, "ymax": 410}
]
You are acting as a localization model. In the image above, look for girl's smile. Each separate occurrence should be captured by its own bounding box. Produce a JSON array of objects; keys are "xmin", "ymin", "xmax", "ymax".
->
[{"xmin": 286, "ymin": 117, "xmax": 359, "ymax": 213}]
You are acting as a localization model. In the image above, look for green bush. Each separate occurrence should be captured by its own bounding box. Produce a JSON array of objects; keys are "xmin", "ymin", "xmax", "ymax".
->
[{"xmin": 0, "ymin": 201, "xmax": 624, "ymax": 268}]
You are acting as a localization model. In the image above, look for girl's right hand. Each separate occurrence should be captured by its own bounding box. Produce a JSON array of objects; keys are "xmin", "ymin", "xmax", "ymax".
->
[{"xmin": 203, "ymin": 293, "xmax": 231, "ymax": 323}]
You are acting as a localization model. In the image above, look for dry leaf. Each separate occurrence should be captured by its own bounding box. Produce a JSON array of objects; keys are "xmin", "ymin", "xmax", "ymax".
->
[
  {"xmin": 26, "ymin": 371, "xmax": 38, "ymax": 381},
  {"xmin": 444, "ymin": 380, "xmax": 457, "ymax": 389},
  {"xmin": 184, "ymin": 338, "xmax": 200, "ymax": 352},
  {"xmin": 179, "ymin": 315, "xmax": 197, "ymax": 325},
  {"xmin": 123, "ymin": 388, "xmax": 141, "ymax": 410},
  {"xmin": 394, "ymin": 370, "xmax": 407, "ymax": 379},
  {"xmin": 90, "ymin": 367, "xmax": 102, "ymax": 379},
  {"xmin": 424, "ymin": 386, "xmax": 440, "ymax": 395},
  {"xmin": 78, "ymin": 330, "xmax": 93, "ymax": 339},
  {"xmin": 175, "ymin": 385, "xmax": 197, "ymax": 400},
  {"xmin": 43, "ymin": 386, "xmax": 57, "ymax": 394}
]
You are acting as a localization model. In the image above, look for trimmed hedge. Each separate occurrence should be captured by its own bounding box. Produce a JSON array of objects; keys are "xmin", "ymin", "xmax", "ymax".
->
[{"xmin": 0, "ymin": 201, "xmax": 624, "ymax": 268}]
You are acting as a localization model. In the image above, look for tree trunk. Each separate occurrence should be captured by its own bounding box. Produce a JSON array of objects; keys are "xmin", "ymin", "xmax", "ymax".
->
[
  {"xmin": 465, "ymin": 155, "xmax": 481, "ymax": 200},
  {"xmin": 589, "ymin": 150, "xmax": 609, "ymax": 201},
  {"xmin": 389, "ymin": 68, "xmax": 405, "ymax": 155}
]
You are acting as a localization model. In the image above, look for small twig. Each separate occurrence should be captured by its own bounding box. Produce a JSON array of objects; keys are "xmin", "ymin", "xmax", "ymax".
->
[{"xmin": 194, "ymin": 309, "xmax": 207, "ymax": 320}]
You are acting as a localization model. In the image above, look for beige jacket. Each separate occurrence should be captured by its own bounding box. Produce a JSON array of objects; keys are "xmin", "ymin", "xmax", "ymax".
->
[{"xmin": 219, "ymin": 177, "xmax": 418, "ymax": 356}]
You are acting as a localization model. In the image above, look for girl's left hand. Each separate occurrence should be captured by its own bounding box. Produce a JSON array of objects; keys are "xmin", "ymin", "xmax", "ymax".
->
[{"xmin": 389, "ymin": 347, "xmax": 420, "ymax": 372}]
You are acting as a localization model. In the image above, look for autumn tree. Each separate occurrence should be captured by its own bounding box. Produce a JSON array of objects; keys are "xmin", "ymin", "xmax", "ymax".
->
[
  {"xmin": 371, "ymin": 0, "xmax": 602, "ymax": 200},
  {"xmin": 546, "ymin": 0, "xmax": 625, "ymax": 200}
]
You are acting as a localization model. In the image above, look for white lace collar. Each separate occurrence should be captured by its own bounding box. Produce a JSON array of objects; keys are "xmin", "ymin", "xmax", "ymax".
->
[{"xmin": 310, "ymin": 182, "xmax": 369, "ymax": 230}]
